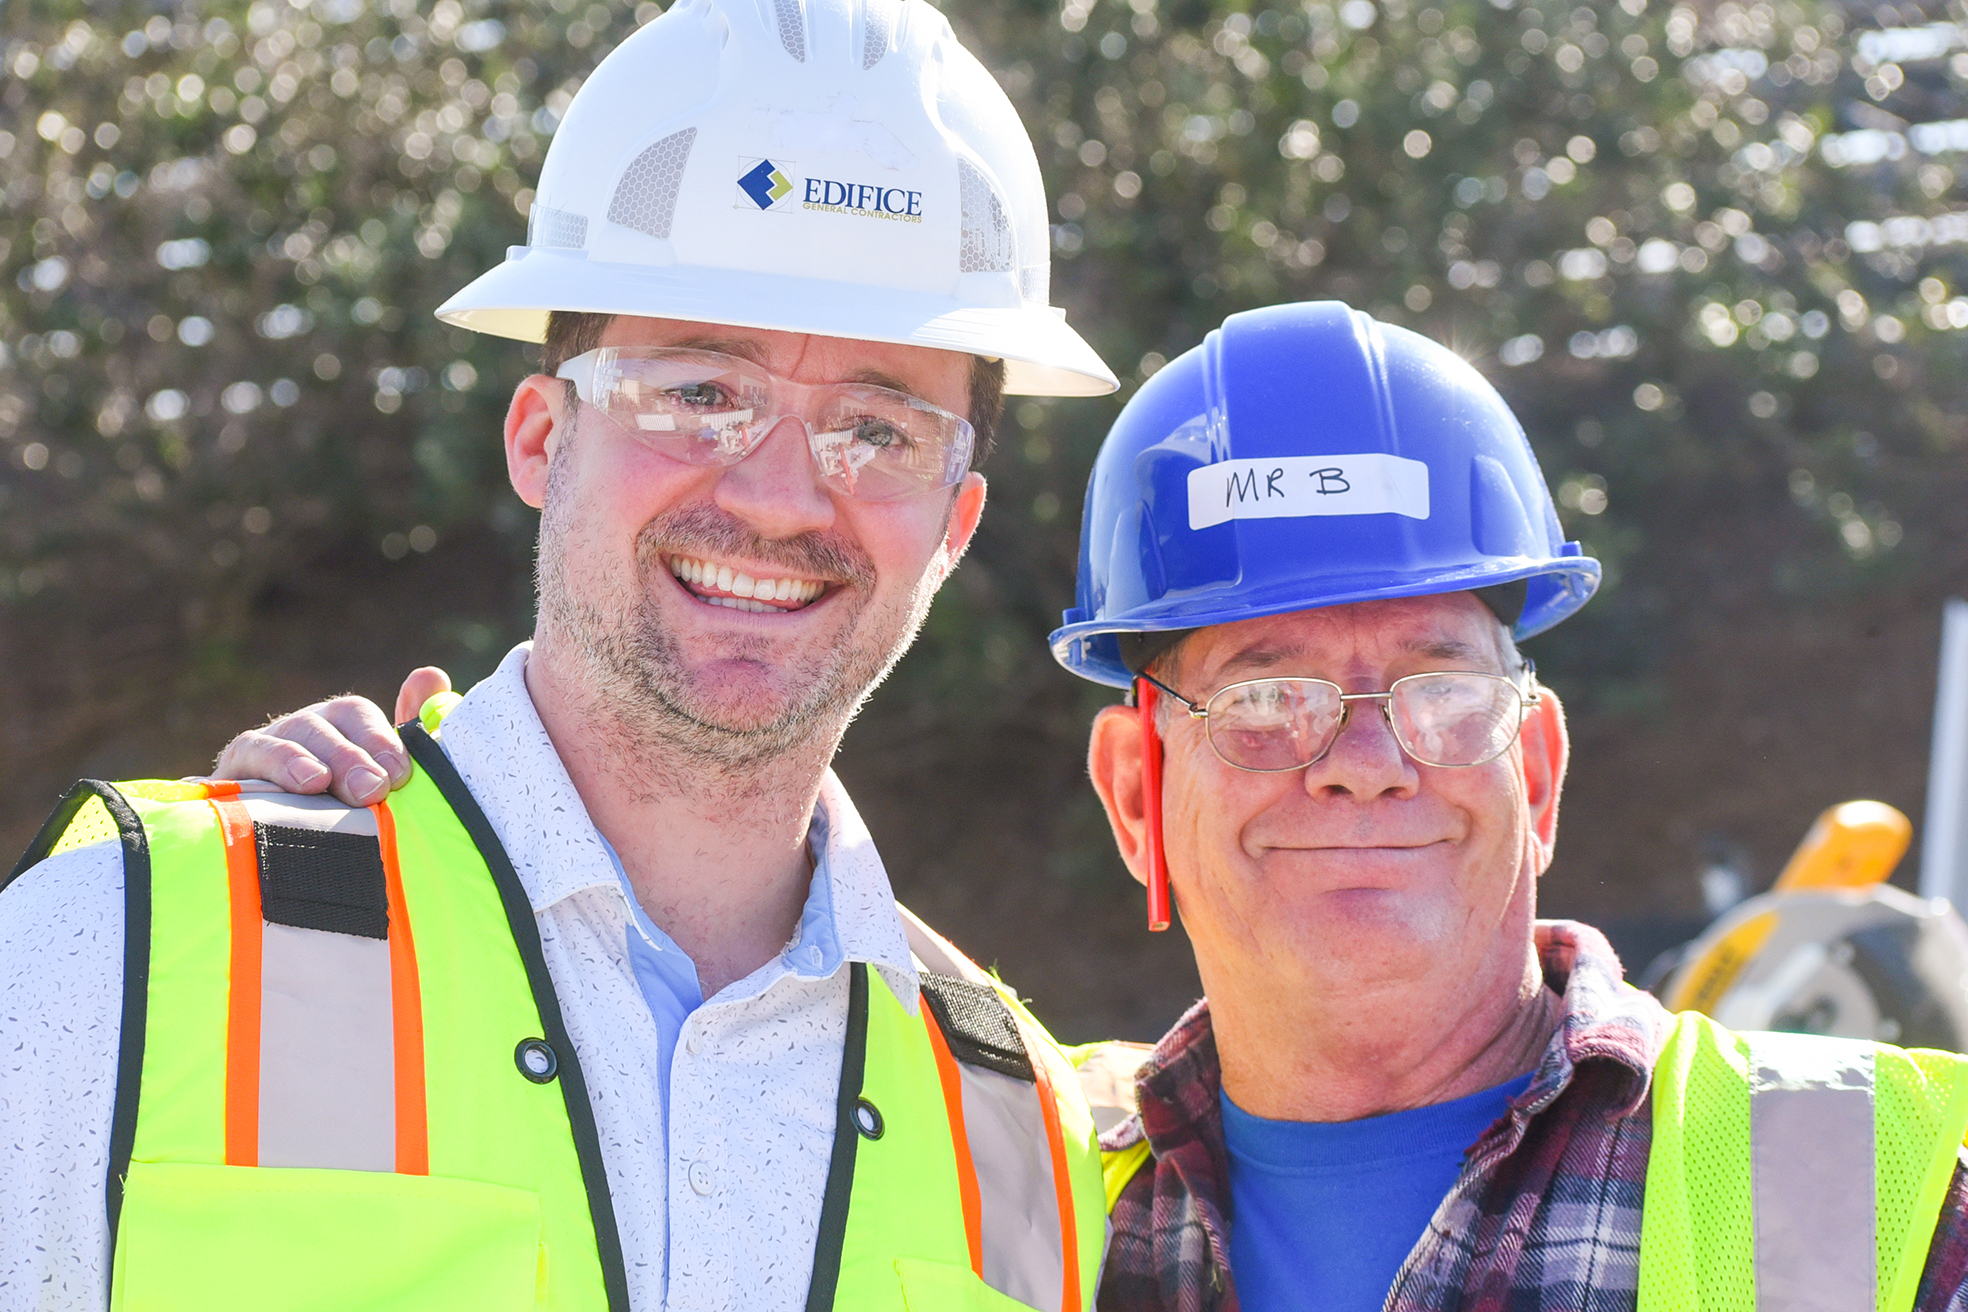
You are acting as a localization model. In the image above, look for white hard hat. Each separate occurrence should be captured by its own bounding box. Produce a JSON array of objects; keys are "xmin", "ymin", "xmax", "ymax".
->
[{"xmin": 437, "ymin": 0, "xmax": 1117, "ymax": 397}]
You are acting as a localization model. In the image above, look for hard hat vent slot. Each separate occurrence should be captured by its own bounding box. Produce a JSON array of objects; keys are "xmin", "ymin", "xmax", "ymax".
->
[
  {"xmin": 607, "ymin": 127, "xmax": 700, "ymax": 241},
  {"xmin": 861, "ymin": 0, "xmax": 895, "ymax": 68},
  {"xmin": 527, "ymin": 204, "xmax": 589, "ymax": 251},
  {"xmin": 957, "ymin": 157, "xmax": 1014, "ymax": 274},
  {"xmin": 773, "ymin": 0, "xmax": 806, "ymax": 61}
]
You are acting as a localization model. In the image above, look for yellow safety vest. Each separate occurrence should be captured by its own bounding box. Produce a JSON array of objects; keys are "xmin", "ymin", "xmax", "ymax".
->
[
  {"xmin": 1640, "ymin": 1012, "xmax": 1968, "ymax": 1312},
  {"xmin": 12, "ymin": 721, "xmax": 1104, "ymax": 1312},
  {"xmin": 1093, "ymin": 1014, "xmax": 1968, "ymax": 1312}
]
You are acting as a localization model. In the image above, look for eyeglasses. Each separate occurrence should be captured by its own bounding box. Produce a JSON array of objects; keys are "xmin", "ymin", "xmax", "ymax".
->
[
  {"xmin": 1142, "ymin": 667, "xmax": 1541, "ymax": 773},
  {"xmin": 556, "ymin": 347, "xmax": 975, "ymax": 502}
]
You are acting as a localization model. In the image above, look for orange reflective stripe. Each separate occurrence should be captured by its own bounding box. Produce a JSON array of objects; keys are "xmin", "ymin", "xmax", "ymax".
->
[
  {"xmin": 213, "ymin": 799, "xmax": 261, "ymax": 1168},
  {"xmin": 922, "ymin": 1002, "xmax": 985, "ymax": 1277},
  {"xmin": 373, "ymin": 799, "xmax": 428, "ymax": 1175},
  {"xmin": 203, "ymin": 781, "xmax": 241, "ymax": 799},
  {"xmin": 1030, "ymin": 1049, "xmax": 1082, "ymax": 1312}
]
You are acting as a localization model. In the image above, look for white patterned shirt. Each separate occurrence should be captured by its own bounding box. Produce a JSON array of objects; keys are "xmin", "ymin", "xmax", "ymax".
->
[{"xmin": 0, "ymin": 642, "xmax": 920, "ymax": 1312}]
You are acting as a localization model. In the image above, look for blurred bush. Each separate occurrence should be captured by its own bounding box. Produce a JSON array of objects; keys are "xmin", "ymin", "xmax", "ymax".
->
[{"xmin": 4, "ymin": 0, "xmax": 1967, "ymax": 1032}]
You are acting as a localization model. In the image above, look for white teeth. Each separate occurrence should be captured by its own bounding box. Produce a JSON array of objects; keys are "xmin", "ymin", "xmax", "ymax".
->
[{"xmin": 666, "ymin": 556, "xmax": 826, "ymax": 609}]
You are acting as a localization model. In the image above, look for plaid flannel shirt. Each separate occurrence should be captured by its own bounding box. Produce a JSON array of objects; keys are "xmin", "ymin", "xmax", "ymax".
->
[{"xmin": 1097, "ymin": 920, "xmax": 1968, "ymax": 1312}]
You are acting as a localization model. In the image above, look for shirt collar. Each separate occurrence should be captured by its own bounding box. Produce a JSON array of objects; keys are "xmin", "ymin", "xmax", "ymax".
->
[
  {"xmin": 1118, "ymin": 919, "xmax": 1670, "ymax": 1154},
  {"xmin": 437, "ymin": 642, "xmax": 918, "ymax": 1006}
]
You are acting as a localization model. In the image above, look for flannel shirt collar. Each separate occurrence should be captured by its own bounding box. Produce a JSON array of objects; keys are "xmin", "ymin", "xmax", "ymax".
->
[{"xmin": 1110, "ymin": 919, "xmax": 1669, "ymax": 1161}]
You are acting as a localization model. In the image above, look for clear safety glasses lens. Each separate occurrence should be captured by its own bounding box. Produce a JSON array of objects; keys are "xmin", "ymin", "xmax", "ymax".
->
[
  {"xmin": 1201, "ymin": 673, "xmax": 1531, "ymax": 772},
  {"xmin": 562, "ymin": 348, "xmax": 973, "ymax": 500}
]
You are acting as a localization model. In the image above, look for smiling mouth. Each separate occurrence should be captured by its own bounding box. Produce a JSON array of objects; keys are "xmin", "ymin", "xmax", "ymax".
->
[{"xmin": 666, "ymin": 554, "xmax": 829, "ymax": 614}]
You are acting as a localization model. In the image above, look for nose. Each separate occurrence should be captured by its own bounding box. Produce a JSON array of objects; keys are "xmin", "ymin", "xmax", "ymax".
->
[
  {"xmin": 1302, "ymin": 697, "xmax": 1418, "ymax": 800},
  {"xmin": 712, "ymin": 413, "xmax": 837, "ymax": 539}
]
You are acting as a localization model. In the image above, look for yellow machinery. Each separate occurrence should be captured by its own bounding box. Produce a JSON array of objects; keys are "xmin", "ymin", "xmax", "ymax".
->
[{"xmin": 1660, "ymin": 801, "xmax": 1968, "ymax": 1050}]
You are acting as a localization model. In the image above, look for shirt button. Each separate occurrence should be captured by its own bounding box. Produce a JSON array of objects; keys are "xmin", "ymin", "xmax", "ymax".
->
[
  {"xmin": 685, "ymin": 1030, "xmax": 703, "ymax": 1056},
  {"xmin": 805, "ymin": 946, "xmax": 824, "ymax": 969},
  {"xmin": 688, "ymin": 1161, "xmax": 714, "ymax": 1196}
]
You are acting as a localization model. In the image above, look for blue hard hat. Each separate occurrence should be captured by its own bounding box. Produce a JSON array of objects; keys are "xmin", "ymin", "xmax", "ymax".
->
[{"xmin": 1050, "ymin": 301, "xmax": 1601, "ymax": 688}]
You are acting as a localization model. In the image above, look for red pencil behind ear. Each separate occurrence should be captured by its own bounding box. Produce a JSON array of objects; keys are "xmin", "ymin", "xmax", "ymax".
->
[{"xmin": 1135, "ymin": 677, "xmax": 1172, "ymax": 932}]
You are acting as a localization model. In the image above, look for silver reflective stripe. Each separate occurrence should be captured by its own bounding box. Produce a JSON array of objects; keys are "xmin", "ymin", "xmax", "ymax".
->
[
  {"xmin": 607, "ymin": 128, "xmax": 699, "ymax": 241},
  {"xmin": 258, "ymin": 922, "xmax": 395, "ymax": 1170},
  {"xmin": 957, "ymin": 157, "xmax": 1014, "ymax": 274},
  {"xmin": 960, "ymin": 1060, "xmax": 1064, "ymax": 1312},
  {"xmin": 860, "ymin": 0, "xmax": 893, "ymax": 69},
  {"xmin": 528, "ymin": 203, "xmax": 589, "ymax": 250},
  {"xmin": 772, "ymin": 0, "xmax": 805, "ymax": 61},
  {"xmin": 1748, "ymin": 1033, "xmax": 1875, "ymax": 1312},
  {"xmin": 238, "ymin": 795, "xmax": 396, "ymax": 1171},
  {"xmin": 236, "ymin": 794, "xmax": 378, "ymax": 838}
]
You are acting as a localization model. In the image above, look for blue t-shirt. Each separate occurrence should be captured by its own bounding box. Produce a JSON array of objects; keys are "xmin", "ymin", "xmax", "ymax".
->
[{"xmin": 1220, "ymin": 1071, "xmax": 1533, "ymax": 1312}]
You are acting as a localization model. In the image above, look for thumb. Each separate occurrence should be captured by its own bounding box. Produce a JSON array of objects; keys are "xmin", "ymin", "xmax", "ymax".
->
[{"xmin": 394, "ymin": 666, "xmax": 455, "ymax": 726}]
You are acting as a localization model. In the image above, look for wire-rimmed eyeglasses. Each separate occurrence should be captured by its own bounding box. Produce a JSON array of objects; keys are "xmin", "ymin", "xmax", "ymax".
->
[{"xmin": 1140, "ymin": 666, "xmax": 1541, "ymax": 773}]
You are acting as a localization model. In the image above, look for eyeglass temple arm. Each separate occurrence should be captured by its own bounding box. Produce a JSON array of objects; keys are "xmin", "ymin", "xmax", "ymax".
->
[
  {"xmin": 1133, "ymin": 677, "xmax": 1173, "ymax": 933},
  {"xmin": 1137, "ymin": 670, "xmax": 1202, "ymax": 717},
  {"xmin": 554, "ymin": 349, "xmax": 599, "ymax": 401}
]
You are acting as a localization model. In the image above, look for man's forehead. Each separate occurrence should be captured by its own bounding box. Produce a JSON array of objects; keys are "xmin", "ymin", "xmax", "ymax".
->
[
  {"xmin": 1187, "ymin": 593, "xmax": 1504, "ymax": 678},
  {"xmin": 599, "ymin": 314, "xmax": 967, "ymax": 382}
]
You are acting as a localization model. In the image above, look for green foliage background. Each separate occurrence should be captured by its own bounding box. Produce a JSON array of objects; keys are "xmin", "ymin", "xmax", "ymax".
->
[{"xmin": 4, "ymin": 0, "xmax": 1966, "ymax": 1034}]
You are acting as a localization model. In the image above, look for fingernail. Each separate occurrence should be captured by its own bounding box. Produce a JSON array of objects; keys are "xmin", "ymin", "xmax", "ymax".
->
[
  {"xmin": 380, "ymin": 751, "xmax": 410, "ymax": 782},
  {"xmin": 289, "ymin": 760, "xmax": 330, "ymax": 791},
  {"xmin": 347, "ymin": 766, "xmax": 386, "ymax": 800}
]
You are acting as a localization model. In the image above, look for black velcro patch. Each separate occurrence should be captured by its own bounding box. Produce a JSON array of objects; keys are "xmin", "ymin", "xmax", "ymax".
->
[
  {"xmin": 256, "ymin": 824, "xmax": 388, "ymax": 940},
  {"xmin": 919, "ymin": 972, "xmax": 1034, "ymax": 1083}
]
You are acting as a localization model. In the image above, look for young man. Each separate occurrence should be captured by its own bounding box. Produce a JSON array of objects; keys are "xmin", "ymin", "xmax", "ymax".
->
[{"xmin": 0, "ymin": 2, "xmax": 1114, "ymax": 1307}]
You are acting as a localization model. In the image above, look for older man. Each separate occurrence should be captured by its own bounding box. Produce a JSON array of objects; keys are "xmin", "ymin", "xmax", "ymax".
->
[
  {"xmin": 0, "ymin": 1, "xmax": 1111, "ymax": 1307},
  {"xmin": 1048, "ymin": 301, "xmax": 1968, "ymax": 1311}
]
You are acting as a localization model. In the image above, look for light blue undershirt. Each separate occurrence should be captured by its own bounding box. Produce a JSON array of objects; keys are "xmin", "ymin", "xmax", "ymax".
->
[
  {"xmin": 598, "ymin": 816, "xmax": 843, "ymax": 1302},
  {"xmin": 1221, "ymin": 1071, "xmax": 1533, "ymax": 1312},
  {"xmin": 595, "ymin": 811, "xmax": 843, "ymax": 1149}
]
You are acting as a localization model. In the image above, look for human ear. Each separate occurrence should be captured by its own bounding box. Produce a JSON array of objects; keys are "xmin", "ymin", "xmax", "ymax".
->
[
  {"xmin": 932, "ymin": 472, "xmax": 987, "ymax": 578},
  {"xmin": 1518, "ymin": 684, "xmax": 1569, "ymax": 872},
  {"xmin": 505, "ymin": 375, "xmax": 569, "ymax": 509},
  {"xmin": 1088, "ymin": 703, "xmax": 1152, "ymax": 889}
]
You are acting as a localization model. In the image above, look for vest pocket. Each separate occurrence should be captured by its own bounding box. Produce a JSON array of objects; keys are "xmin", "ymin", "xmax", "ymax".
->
[
  {"xmin": 895, "ymin": 1258, "xmax": 1048, "ymax": 1312},
  {"xmin": 111, "ymin": 1161, "xmax": 546, "ymax": 1311}
]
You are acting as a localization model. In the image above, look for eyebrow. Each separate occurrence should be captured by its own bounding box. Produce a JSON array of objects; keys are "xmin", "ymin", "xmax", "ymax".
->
[
  {"xmin": 653, "ymin": 339, "xmax": 932, "ymax": 404},
  {"xmin": 1400, "ymin": 636, "xmax": 1492, "ymax": 664},
  {"xmin": 660, "ymin": 335, "xmax": 774, "ymax": 366},
  {"xmin": 1209, "ymin": 634, "xmax": 1495, "ymax": 681},
  {"xmin": 1214, "ymin": 645, "xmax": 1303, "ymax": 678}
]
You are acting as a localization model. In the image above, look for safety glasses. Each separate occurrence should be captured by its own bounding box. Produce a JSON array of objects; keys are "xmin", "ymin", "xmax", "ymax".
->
[
  {"xmin": 556, "ymin": 347, "xmax": 974, "ymax": 501},
  {"xmin": 1141, "ymin": 667, "xmax": 1541, "ymax": 772}
]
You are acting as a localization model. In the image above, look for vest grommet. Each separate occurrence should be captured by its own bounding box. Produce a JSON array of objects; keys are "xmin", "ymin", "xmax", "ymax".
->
[
  {"xmin": 852, "ymin": 1096, "xmax": 884, "ymax": 1140},
  {"xmin": 516, "ymin": 1037, "xmax": 559, "ymax": 1083}
]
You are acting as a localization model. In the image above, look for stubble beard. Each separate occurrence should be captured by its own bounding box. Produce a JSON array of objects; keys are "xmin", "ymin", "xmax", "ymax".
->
[{"xmin": 533, "ymin": 428, "xmax": 946, "ymax": 777}]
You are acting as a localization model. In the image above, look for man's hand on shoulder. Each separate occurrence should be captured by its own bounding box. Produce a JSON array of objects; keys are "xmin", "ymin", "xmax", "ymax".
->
[{"xmin": 205, "ymin": 666, "xmax": 453, "ymax": 807}]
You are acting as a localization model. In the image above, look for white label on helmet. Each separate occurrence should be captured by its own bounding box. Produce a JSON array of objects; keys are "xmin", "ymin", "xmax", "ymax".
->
[{"xmin": 1187, "ymin": 453, "xmax": 1430, "ymax": 531}]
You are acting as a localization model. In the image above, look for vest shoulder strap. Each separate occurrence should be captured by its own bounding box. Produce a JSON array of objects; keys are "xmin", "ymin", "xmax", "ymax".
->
[
  {"xmin": 919, "ymin": 972, "xmax": 1034, "ymax": 1082},
  {"xmin": 1640, "ymin": 1010, "xmax": 1968, "ymax": 1312},
  {"xmin": 1100, "ymin": 1139, "xmax": 1153, "ymax": 1214}
]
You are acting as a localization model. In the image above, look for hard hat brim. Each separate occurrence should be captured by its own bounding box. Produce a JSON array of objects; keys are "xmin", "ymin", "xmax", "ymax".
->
[
  {"xmin": 1049, "ymin": 558, "xmax": 1603, "ymax": 688},
  {"xmin": 436, "ymin": 248, "xmax": 1119, "ymax": 398}
]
